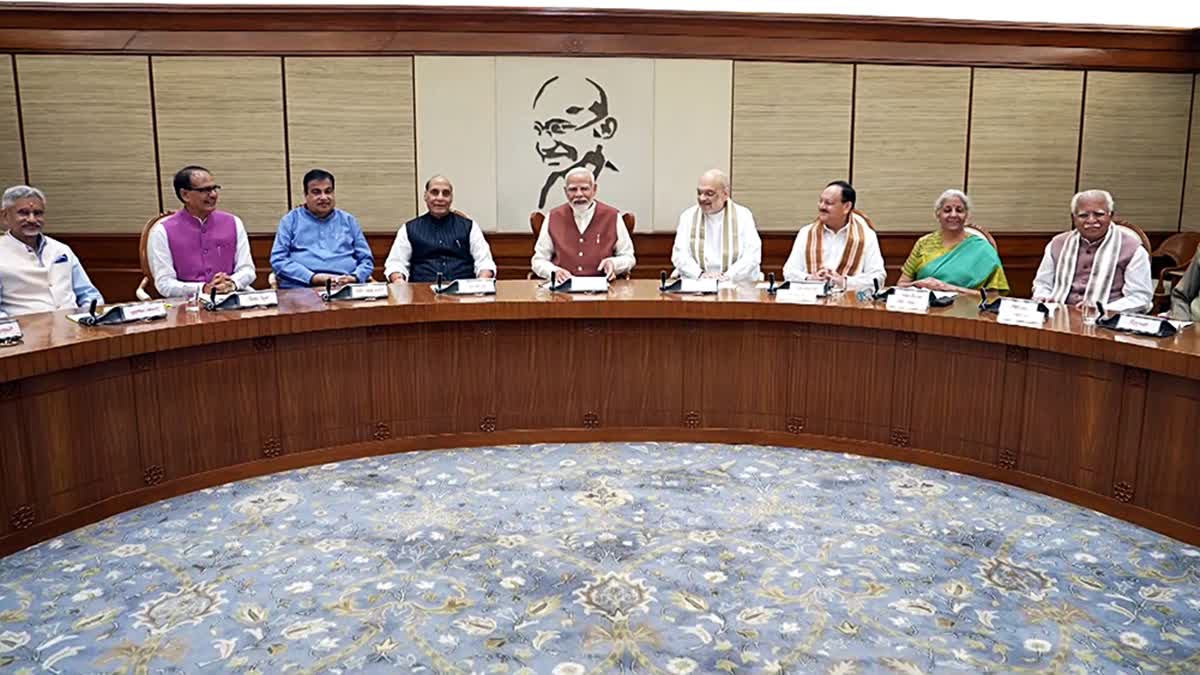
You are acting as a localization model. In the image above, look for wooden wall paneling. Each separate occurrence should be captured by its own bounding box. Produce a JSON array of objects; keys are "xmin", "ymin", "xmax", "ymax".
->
[
  {"xmin": 495, "ymin": 319, "xmax": 599, "ymax": 430},
  {"xmin": 16, "ymin": 55, "xmax": 158, "ymax": 233},
  {"xmin": 275, "ymin": 328, "xmax": 374, "ymax": 453},
  {"xmin": 1018, "ymin": 351, "xmax": 1123, "ymax": 495},
  {"xmin": 967, "ymin": 68, "xmax": 1083, "ymax": 232},
  {"xmin": 409, "ymin": 321, "xmax": 497, "ymax": 436},
  {"xmin": 697, "ymin": 320, "xmax": 791, "ymax": 432},
  {"xmin": 129, "ymin": 354, "xmax": 166, "ymax": 493},
  {"xmin": 0, "ymin": 54, "xmax": 24, "ymax": 190},
  {"xmin": 784, "ymin": 323, "xmax": 811, "ymax": 436},
  {"xmin": 995, "ymin": 345, "xmax": 1030, "ymax": 470},
  {"xmin": 1110, "ymin": 367, "xmax": 1147, "ymax": 507},
  {"xmin": 852, "ymin": 65, "xmax": 971, "ymax": 230},
  {"xmin": 1136, "ymin": 373, "xmax": 1200, "ymax": 526},
  {"xmin": 17, "ymin": 362, "xmax": 143, "ymax": 523},
  {"xmin": 680, "ymin": 319, "xmax": 704, "ymax": 429},
  {"xmin": 886, "ymin": 330, "xmax": 916, "ymax": 446},
  {"xmin": 369, "ymin": 323, "xmax": 422, "ymax": 438},
  {"xmin": 141, "ymin": 338, "xmax": 281, "ymax": 478},
  {"xmin": 731, "ymin": 62, "xmax": 852, "ymax": 231},
  {"xmin": 152, "ymin": 57, "xmax": 288, "ymax": 233},
  {"xmin": 1079, "ymin": 71, "xmax": 1193, "ymax": 231},
  {"xmin": 597, "ymin": 319, "xmax": 685, "ymax": 428},
  {"xmin": 1183, "ymin": 74, "xmax": 1199, "ymax": 232},
  {"xmin": 0, "ymin": 393, "xmax": 31, "ymax": 537},
  {"xmin": 905, "ymin": 336, "xmax": 1006, "ymax": 462},
  {"xmin": 802, "ymin": 324, "xmax": 895, "ymax": 444},
  {"xmin": 285, "ymin": 56, "xmax": 417, "ymax": 233}
]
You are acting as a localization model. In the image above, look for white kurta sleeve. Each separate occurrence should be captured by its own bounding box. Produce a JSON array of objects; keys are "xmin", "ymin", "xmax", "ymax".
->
[
  {"xmin": 384, "ymin": 225, "xmax": 412, "ymax": 281},
  {"xmin": 782, "ymin": 228, "xmax": 811, "ymax": 282},
  {"xmin": 724, "ymin": 207, "xmax": 762, "ymax": 283},
  {"xmin": 230, "ymin": 216, "xmax": 256, "ymax": 291},
  {"xmin": 1031, "ymin": 243, "xmax": 1057, "ymax": 300},
  {"xmin": 468, "ymin": 221, "xmax": 498, "ymax": 277},
  {"xmin": 1106, "ymin": 246, "xmax": 1153, "ymax": 313},
  {"xmin": 671, "ymin": 208, "xmax": 702, "ymax": 279}
]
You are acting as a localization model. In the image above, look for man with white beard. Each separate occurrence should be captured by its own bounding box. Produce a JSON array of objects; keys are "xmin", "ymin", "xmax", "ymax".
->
[{"xmin": 531, "ymin": 167, "xmax": 636, "ymax": 284}]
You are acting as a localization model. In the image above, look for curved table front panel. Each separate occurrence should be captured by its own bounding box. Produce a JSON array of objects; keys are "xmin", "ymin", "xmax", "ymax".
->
[{"xmin": 1, "ymin": 280, "xmax": 1198, "ymax": 554}]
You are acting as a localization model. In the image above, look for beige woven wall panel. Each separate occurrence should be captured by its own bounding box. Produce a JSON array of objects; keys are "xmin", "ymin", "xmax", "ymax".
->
[
  {"xmin": 0, "ymin": 56, "xmax": 23, "ymax": 194},
  {"xmin": 287, "ymin": 57, "xmax": 416, "ymax": 233},
  {"xmin": 17, "ymin": 56, "xmax": 158, "ymax": 232},
  {"xmin": 853, "ymin": 65, "xmax": 970, "ymax": 231},
  {"xmin": 1183, "ymin": 75, "xmax": 1199, "ymax": 232},
  {"xmin": 153, "ymin": 57, "xmax": 287, "ymax": 233},
  {"xmin": 1079, "ymin": 71, "xmax": 1192, "ymax": 232},
  {"xmin": 732, "ymin": 62, "xmax": 852, "ymax": 232},
  {"xmin": 968, "ymin": 68, "xmax": 1083, "ymax": 232}
]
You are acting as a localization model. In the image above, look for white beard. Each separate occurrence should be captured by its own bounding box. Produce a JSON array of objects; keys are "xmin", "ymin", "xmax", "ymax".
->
[{"xmin": 571, "ymin": 201, "xmax": 593, "ymax": 217}]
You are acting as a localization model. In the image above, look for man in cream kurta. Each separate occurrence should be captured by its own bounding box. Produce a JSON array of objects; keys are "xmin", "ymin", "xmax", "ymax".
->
[
  {"xmin": 783, "ymin": 180, "xmax": 886, "ymax": 291},
  {"xmin": 671, "ymin": 169, "xmax": 762, "ymax": 283},
  {"xmin": 0, "ymin": 185, "xmax": 103, "ymax": 317}
]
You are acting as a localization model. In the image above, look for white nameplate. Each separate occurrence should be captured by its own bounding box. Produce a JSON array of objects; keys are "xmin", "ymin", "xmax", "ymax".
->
[
  {"xmin": 347, "ymin": 283, "xmax": 389, "ymax": 300},
  {"xmin": 680, "ymin": 278, "xmax": 719, "ymax": 294},
  {"xmin": 774, "ymin": 286, "xmax": 821, "ymax": 304},
  {"xmin": 0, "ymin": 320, "xmax": 22, "ymax": 341},
  {"xmin": 996, "ymin": 298, "xmax": 1046, "ymax": 327},
  {"xmin": 452, "ymin": 279, "xmax": 496, "ymax": 295},
  {"xmin": 238, "ymin": 290, "xmax": 278, "ymax": 307},
  {"xmin": 567, "ymin": 277, "xmax": 609, "ymax": 293},
  {"xmin": 886, "ymin": 287, "xmax": 930, "ymax": 314},
  {"xmin": 1116, "ymin": 314, "xmax": 1166, "ymax": 335},
  {"xmin": 122, "ymin": 301, "xmax": 168, "ymax": 321}
]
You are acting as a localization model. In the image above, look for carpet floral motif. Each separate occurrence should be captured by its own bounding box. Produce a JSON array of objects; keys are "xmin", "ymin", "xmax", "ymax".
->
[{"xmin": 1, "ymin": 442, "xmax": 1198, "ymax": 673}]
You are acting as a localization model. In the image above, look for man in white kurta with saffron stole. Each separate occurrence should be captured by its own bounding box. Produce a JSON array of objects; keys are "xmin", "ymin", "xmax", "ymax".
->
[
  {"xmin": 783, "ymin": 180, "xmax": 886, "ymax": 291},
  {"xmin": 1031, "ymin": 189, "xmax": 1152, "ymax": 313},
  {"xmin": 670, "ymin": 169, "xmax": 762, "ymax": 283}
]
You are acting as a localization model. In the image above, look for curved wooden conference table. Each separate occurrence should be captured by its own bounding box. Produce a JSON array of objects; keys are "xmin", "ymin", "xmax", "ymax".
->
[{"xmin": 1, "ymin": 280, "xmax": 1198, "ymax": 555}]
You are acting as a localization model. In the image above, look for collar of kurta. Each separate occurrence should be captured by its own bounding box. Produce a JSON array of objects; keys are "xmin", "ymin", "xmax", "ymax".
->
[{"xmin": 690, "ymin": 202, "xmax": 740, "ymax": 273}]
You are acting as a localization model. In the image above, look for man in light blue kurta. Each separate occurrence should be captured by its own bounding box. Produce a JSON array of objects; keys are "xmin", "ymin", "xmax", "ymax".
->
[{"xmin": 270, "ymin": 169, "xmax": 375, "ymax": 289}]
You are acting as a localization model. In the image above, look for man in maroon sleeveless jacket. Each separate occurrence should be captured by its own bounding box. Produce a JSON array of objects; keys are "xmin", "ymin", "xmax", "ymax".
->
[
  {"xmin": 531, "ymin": 167, "xmax": 635, "ymax": 284},
  {"xmin": 148, "ymin": 165, "xmax": 256, "ymax": 298}
]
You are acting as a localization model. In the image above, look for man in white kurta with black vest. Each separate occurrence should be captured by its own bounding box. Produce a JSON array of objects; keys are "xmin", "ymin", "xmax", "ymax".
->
[
  {"xmin": 531, "ymin": 167, "xmax": 635, "ymax": 284},
  {"xmin": 0, "ymin": 185, "xmax": 103, "ymax": 317},
  {"xmin": 670, "ymin": 169, "xmax": 762, "ymax": 283}
]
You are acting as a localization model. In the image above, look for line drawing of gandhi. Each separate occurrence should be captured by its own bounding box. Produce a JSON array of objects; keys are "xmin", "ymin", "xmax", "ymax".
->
[{"xmin": 532, "ymin": 75, "xmax": 620, "ymax": 209}]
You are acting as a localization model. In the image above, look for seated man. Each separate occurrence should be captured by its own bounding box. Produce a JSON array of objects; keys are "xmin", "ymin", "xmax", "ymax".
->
[
  {"xmin": 0, "ymin": 185, "xmax": 103, "ymax": 317},
  {"xmin": 1032, "ymin": 189, "xmax": 1152, "ymax": 313},
  {"xmin": 385, "ymin": 175, "xmax": 496, "ymax": 283},
  {"xmin": 1169, "ymin": 244, "xmax": 1200, "ymax": 320},
  {"xmin": 782, "ymin": 180, "xmax": 886, "ymax": 290},
  {"xmin": 148, "ymin": 165, "xmax": 256, "ymax": 298},
  {"xmin": 531, "ymin": 166, "xmax": 635, "ymax": 283},
  {"xmin": 270, "ymin": 168, "xmax": 374, "ymax": 288},
  {"xmin": 670, "ymin": 169, "xmax": 761, "ymax": 283}
]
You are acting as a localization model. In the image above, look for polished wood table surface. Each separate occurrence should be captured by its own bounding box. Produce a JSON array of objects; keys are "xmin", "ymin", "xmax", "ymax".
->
[{"xmin": 1, "ymin": 280, "xmax": 1197, "ymax": 554}]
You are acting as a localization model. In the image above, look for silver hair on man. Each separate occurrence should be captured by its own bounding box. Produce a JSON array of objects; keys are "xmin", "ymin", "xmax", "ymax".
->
[
  {"xmin": 1070, "ymin": 189, "xmax": 1114, "ymax": 215},
  {"xmin": 1, "ymin": 185, "xmax": 47, "ymax": 210}
]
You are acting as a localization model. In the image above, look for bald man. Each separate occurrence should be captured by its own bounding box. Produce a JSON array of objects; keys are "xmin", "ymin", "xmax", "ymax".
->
[
  {"xmin": 670, "ymin": 169, "xmax": 762, "ymax": 283},
  {"xmin": 385, "ymin": 175, "xmax": 496, "ymax": 283}
]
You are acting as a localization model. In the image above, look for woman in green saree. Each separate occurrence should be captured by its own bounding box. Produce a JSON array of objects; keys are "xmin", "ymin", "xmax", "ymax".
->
[{"xmin": 898, "ymin": 189, "xmax": 1009, "ymax": 294}]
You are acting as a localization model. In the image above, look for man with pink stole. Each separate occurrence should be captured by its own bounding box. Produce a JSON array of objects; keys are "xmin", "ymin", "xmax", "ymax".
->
[
  {"xmin": 531, "ymin": 167, "xmax": 635, "ymax": 284},
  {"xmin": 147, "ymin": 165, "xmax": 256, "ymax": 298}
]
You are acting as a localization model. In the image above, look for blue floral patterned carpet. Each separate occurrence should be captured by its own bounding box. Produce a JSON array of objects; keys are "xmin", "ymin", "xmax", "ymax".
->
[{"xmin": 1, "ymin": 442, "xmax": 1198, "ymax": 674}]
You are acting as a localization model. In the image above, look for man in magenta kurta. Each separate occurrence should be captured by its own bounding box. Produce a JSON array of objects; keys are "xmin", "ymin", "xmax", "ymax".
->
[{"xmin": 147, "ymin": 165, "xmax": 256, "ymax": 298}]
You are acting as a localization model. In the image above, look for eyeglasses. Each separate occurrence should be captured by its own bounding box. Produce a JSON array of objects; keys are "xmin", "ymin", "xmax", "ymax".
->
[{"xmin": 186, "ymin": 185, "xmax": 222, "ymax": 194}]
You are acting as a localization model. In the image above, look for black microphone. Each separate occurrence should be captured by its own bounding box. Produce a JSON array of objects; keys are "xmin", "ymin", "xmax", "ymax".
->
[
  {"xmin": 436, "ymin": 272, "xmax": 444, "ymax": 292},
  {"xmin": 873, "ymin": 278, "xmax": 881, "ymax": 300},
  {"xmin": 210, "ymin": 287, "xmax": 218, "ymax": 307},
  {"xmin": 660, "ymin": 270, "xmax": 667, "ymax": 291},
  {"xmin": 88, "ymin": 298, "xmax": 98, "ymax": 318},
  {"xmin": 768, "ymin": 272, "xmax": 776, "ymax": 294},
  {"xmin": 325, "ymin": 278, "xmax": 332, "ymax": 301},
  {"xmin": 1096, "ymin": 301, "xmax": 1106, "ymax": 317}
]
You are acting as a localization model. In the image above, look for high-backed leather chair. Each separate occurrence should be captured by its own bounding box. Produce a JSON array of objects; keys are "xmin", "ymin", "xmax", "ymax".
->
[{"xmin": 135, "ymin": 211, "xmax": 174, "ymax": 301}]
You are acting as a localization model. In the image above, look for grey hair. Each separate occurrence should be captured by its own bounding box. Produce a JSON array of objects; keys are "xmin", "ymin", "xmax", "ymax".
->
[
  {"xmin": 564, "ymin": 166, "xmax": 595, "ymax": 186},
  {"xmin": 934, "ymin": 188, "xmax": 971, "ymax": 213},
  {"xmin": 2, "ymin": 185, "xmax": 46, "ymax": 210},
  {"xmin": 701, "ymin": 168, "xmax": 731, "ymax": 193},
  {"xmin": 1071, "ymin": 189, "xmax": 1114, "ymax": 214}
]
